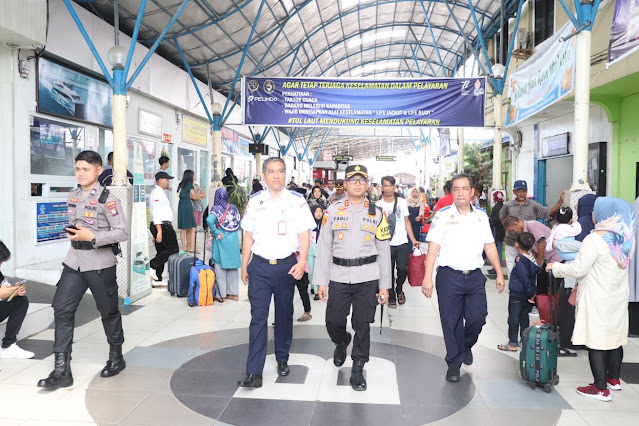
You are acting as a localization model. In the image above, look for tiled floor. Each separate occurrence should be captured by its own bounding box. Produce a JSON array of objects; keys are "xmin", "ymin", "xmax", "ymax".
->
[{"xmin": 2, "ymin": 267, "xmax": 639, "ymax": 425}]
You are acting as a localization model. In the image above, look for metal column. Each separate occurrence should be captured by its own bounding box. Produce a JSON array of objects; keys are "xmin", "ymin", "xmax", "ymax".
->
[{"xmin": 492, "ymin": 94, "xmax": 503, "ymax": 190}]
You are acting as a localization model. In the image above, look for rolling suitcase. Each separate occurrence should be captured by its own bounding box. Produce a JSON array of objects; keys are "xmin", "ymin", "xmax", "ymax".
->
[
  {"xmin": 167, "ymin": 231, "xmax": 202, "ymax": 297},
  {"xmin": 188, "ymin": 230, "xmax": 216, "ymax": 306},
  {"xmin": 520, "ymin": 271, "xmax": 560, "ymax": 393}
]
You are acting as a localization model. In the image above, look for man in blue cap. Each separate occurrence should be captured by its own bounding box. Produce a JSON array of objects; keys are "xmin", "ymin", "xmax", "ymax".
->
[{"xmin": 498, "ymin": 180, "xmax": 564, "ymax": 274}]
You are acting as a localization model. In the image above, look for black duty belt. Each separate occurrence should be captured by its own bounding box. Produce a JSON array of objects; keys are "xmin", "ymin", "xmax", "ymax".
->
[
  {"xmin": 253, "ymin": 253, "xmax": 296, "ymax": 265},
  {"xmin": 440, "ymin": 266, "xmax": 479, "ymax": 275},
  {"xmin": 71, "ymin": 241, "xmax": 116, "ymax": 251},
  {"xmin": 333, "ymin": 255, "xmax": 377, "ymax": 267}
]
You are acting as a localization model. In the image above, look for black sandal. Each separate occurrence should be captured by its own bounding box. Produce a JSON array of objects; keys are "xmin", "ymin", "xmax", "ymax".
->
[{"xmin": 558, "ymin": 347, "xmax": 577, "ymax": 357}]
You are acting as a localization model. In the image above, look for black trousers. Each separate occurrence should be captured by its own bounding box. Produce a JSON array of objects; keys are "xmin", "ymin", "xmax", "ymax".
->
[
  {"xmin": 149, "ymin": 223, "xmax": 179, "ymax": 278},
  {"xmin": 296, "ymin": 272, "xmax": 311, "ymax": 313},
  {"xmin": 558, "ymin": 287, "xmax": 577, "ymax": 348},
  {"xmin": 589, "ymin": 347, "xmax": 623, "ymax": 390},
  {"xmin": 436, "ymin": 267, "xmax": 488, "ymax": 369},
  {"xmin": 390, "ymin": 243, "xmax": 410, "ymax": 302},
  {"xmin": 0, "ymin": 296, "xmax": 29, "ymax": 348},
  {"xmin": 52, "ymin": 265, "xmax": 124, "ymax": 353},
  {"xmin": 325, "ymin": 280, "xmax": 378, "ymax": 362}
]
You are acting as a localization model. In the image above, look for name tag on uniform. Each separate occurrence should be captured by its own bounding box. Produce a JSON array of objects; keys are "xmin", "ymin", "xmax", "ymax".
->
[{"xmin": 278, "ymin": 221, "xmax": 287, "ymax": 235}]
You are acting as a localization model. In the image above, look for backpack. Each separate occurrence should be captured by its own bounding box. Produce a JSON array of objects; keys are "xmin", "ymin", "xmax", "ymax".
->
[
  {"xmin": 386, "ymin": 197, "xmax": 399, "ymax": 238},
  {"xmin": 187, "ymin": 260, "xmax": 216, "ymax": 306}
]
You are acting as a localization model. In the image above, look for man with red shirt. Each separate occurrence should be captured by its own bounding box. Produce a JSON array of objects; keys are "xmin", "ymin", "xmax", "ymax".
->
[{"xmin": 435, "ymin": 180, "xmax": 453, "ymax": 212}]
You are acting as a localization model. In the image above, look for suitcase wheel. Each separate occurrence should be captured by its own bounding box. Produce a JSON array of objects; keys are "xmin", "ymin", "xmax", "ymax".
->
[
  {"xmin": 529, "ymin": 383, "xmax": 536, "ymax": 390},
  {"xmin": 553, "ymin": 375, "xmax": 560, "ymax": 385},
  {"xmin": 543, "ymin": 383, "xmax": 553, "ymax": 393}
]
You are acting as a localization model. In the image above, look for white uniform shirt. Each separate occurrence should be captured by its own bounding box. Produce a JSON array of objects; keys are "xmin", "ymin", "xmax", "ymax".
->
[
  {"xmin": 377, "ymin": 197, "xmax": 410, "ymax": 246},
  {"xmin": 150, "ymin": 185, "xmax": 173, "ymax": 224},
  {"xmin": 426, "ymin": 204, "xmax": 494, "ymax": 271},
  {"xmin": 242, "ymin": 188, "xmax": 316, "ymax": 259}
]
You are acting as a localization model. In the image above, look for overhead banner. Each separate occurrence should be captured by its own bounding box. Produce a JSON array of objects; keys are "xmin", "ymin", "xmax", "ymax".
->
[
  {"xmin": 506, "ymin": 22, "xmax": 576, "ymax": 126},
  {"xmin": 242, "ymin": 76, "xmax": 485, "ymax": 127},
  {"xmin": 38, "ymin": 57, "xmax": 112, "ymax": 127},
  {"xmin": 607, "ymin": 0, "xmax": 639, "ymax": 67}
]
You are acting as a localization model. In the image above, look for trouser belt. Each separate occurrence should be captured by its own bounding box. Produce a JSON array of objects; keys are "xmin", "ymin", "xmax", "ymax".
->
[
  {"xmin": 332, "ymin": 255, "xmax": 377, "ymax": 267},
  {"xmin": 71, "ymin": 241, "xmax": 116, "ymax": 250},
  {"xmin": 253, "ymin": 253, "xmax": 296, "ymax": 265},
  {"xmin": 439, "ymin": 266, "xmax": 479, "ymax": 275}
]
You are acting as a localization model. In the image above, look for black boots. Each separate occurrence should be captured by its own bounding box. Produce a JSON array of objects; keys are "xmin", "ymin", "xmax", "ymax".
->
[
  {"xmin": 37, "ymin": 352, "xmax": 73, "ymax": 389},
  {"xmin": 277, "ymin": 361, "xmax": 290, "ymax": 376},
  {"xmin": 100, "ymin": 344, "xmax": 126, "ymax": 378},
  {"xmin": 333, "ymin": 332, "xmax": 352, "ymax": 367},
  {"xmin": 350, "ymin": 360, "xmax": 367, "ymax": 391},
  {"xmin": 237, "ymin": 374, "xmax": 263, "ymax": 388}
]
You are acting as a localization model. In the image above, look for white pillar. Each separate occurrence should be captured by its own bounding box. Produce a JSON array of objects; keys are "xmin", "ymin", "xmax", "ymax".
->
[
  {"xmin": 457, "ymin": 128, "xmax": 465, "ymax": 173},
  {"xmin": 571, "ymin": 30, "xmax": 592, "ymax": 191},
  {"xmin": 255, "ymin": 153, "xmax": 262, "ymax": 180},
  {"xmin": 437, "ymin": 134, "xmax": 446, "ymax": 197},
  {"xmin": 0, "ymin": 45, "xmax": 16, "ymax": 275},
  {"xmin": 213, "ymin": 128, "xmax": 222, "ymax": 184},
  {"xmin": 492, "ymin": 94, "xmax": 503, "ymax": 190},
  {"xmin": 297, "ymin": 159, "xmax": 302, "ymax": 183},
  {"xmin": 112, "ymin": 94, "xmax": 128, "ymax": 186}
]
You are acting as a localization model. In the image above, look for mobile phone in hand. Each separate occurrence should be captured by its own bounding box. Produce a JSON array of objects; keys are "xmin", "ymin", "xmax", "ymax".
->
[{"xmin": 65, "ymin": 224, "xmax": 79, "ymax": 232}]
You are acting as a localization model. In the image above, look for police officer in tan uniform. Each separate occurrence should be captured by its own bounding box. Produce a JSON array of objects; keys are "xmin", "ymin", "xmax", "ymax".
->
[
  {"xmin": 38, "ymin": 151, "xmax": 129, "ymax": 390},
  {"xmin": 314, "ymin": 165, "xmax": 391, "ymax": 391},
  {"xmin": 328, "ymin": 179, "xmax": 347, "ymax": 205}
]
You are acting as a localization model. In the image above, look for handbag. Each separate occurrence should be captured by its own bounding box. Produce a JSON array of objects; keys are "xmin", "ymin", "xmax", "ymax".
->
[
  {"xmin": 568, "ymin": 284, "xmax": 578, "ymax": 306},
  {"xmin": 408, "ymin": 246, "xmax": 426, "ymax": 287},
  {"xmin": 206, "ymin": 204, "xmax": 229, "ymax": 252}
]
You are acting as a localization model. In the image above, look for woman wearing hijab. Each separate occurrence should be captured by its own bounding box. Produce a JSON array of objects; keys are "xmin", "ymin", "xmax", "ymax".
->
[
  {"xmin": 575, "ymin": 194, "xmax": 598, "ymax": 242},
  {"xmin": 407, "ymin": 187, "xmax": 425, "ymax": 244},
  {"xmin": 547, "ymin": 197, "xmax": 635, "ymax": 402},
  {"xmin": 308, "ymin": 186, "xmax": 328, "ymax": 210},
  {"xmin": 251, "ymin": 178, "xmax": 263, "ymax": 195},
  {"xmin": 206, "ymin": 188, "xmax": 242, "ymax": 301}
]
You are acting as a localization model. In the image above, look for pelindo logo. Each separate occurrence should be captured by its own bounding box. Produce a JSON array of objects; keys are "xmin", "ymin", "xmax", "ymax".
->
[{"xmin": 248, "ymin": 95, "xmax": 277, "ymax": 102}]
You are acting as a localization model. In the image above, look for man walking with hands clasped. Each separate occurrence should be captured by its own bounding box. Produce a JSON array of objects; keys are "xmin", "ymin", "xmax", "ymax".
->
[{"xmin": 422, "ymin": 173, "xmax": 505, "ymax": 382}]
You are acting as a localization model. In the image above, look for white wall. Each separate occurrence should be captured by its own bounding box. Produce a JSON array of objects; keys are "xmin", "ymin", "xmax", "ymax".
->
[{"xmin": 515, "ymin": 104, "xmax": 612, "ymax": 197}]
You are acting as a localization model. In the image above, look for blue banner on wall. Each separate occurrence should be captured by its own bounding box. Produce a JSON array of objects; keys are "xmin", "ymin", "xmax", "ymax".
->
[
  {"xmin": 36, "ymin": 202, "xmax": 68, "ymax": 243},
  {"xmin": 242, "ymin": 77, "xmax": 485, "ymax": 127}
]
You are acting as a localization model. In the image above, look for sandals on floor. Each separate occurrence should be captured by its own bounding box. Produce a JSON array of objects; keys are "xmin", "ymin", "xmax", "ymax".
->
[
  {"xmin": 397, "ymin": 293, "xmax": 406, "ymax": 305},
  {"xmin": 558, "ymin": 347, "xmax": 578, "ymax": 357},
  {"xmin": 313, "ymin": 294, "xmax": 320, "ymax": 301},
  {"xmin": 497, "ymin": 344, "xmax": 518, "ymax": 352},
  {"xmin": 297, "ymin": 313, "xmax": 312, "ymax": 322}
]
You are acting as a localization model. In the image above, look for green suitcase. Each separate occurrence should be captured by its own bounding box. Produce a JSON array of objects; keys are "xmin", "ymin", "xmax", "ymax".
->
[
  {"xmin": 520, "ymin": 325, "xmax": 559, "ymax": 392},
  {"xmin": 520, "ymin": 271, "xmax": 560, "ymax": 393}
]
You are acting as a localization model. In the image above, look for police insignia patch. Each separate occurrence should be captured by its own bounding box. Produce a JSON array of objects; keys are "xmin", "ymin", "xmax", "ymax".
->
[
  {"xmin": 322, "ymin": 213, "xmax": 328, "ymax": 226},
  {"xmin": 70, "ymin": 198, "xmax": 79, "ymax": 203},
  {"xmin": 84, "ymin": 219, "xmax": 95, "ymax": 226},
  {"xmin": 338, "ymin": 232, "xmax": 344, "ymax": 240},
  {"xmin": 105, "ymin": 201, "xmax": 118, "ymax": 216},
  {"xmin": 365, "ymin": 235, "xmax": 371, "ymax": 242},
  {"xmin": 376, "ymin": 213, "xmax": 391, "ymax": 241},
  {"xmin": 90, "ymin": 198, "xmax": 98, "ymax": 205},
  {"xmin": 84, "ymin": 211, "xmax": 95, "ymax": 218}
]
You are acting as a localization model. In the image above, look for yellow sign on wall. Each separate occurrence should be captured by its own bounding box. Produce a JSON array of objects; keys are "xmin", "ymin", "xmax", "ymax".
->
[{"xmin": 183, "ymin": 116, "xmax": 208, "ymax": 147}]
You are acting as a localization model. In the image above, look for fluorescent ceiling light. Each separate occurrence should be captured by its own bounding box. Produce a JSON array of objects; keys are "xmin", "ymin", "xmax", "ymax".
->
[
  {"xmin": 341, "ymin": 0, "xmax": 375, "ymax": 10},
  {"xmin": 347, "ymin": 29, "xmax": 407, "ymax": 49}
]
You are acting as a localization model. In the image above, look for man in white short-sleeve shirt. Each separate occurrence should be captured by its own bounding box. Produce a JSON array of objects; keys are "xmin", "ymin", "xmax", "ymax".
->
[
  {"xmin": 422, "ymin": 173, "xmax": 505, "ymax": 383},
  {"xmin": 236, "ymin": 157, "xmax": 316, "ymax": 389},
  {"xmin": 376, "ymin": 176, "xmax": 419, "ymax": 308}
]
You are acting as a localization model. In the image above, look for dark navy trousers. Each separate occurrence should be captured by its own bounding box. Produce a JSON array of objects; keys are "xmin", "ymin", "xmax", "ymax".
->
[
  {"xmin": 436, "ymin": 267, "xmax": 488, "ymax": 369},
  {"xmin": 246, "ymin": 256, "xmax": 297, "ymax": 375}
]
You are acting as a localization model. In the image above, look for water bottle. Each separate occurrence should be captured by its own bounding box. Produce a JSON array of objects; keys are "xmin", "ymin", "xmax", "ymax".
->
[{"xmin": 123, "ymin": 297, "xmax": 131, "ymax": 306}]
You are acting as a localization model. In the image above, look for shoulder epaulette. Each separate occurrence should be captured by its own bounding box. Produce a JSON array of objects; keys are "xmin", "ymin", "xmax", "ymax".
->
[
  {"xmin": 439, "ymin": 205, "xmax": 451, "ymax": 212},
  {"xmin": 475, "ymin": 207, "xmax": 486, "ymax": 213},
  {"xmin": 290, "ymin": 191, "xmax": 303, "ymax": 198},
  {"xmin": 249, "ymin": 190, "xmax": 263, "ymax": 199}
]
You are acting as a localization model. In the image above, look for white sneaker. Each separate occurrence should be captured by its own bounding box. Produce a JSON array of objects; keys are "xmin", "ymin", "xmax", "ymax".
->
[
  {"xmin": 150, "ymin": 270, "xmax": 159, "ymax": 281},
  {"xmin": 0, "ymin": 343, "xmax": 35, "ymax": 359}
]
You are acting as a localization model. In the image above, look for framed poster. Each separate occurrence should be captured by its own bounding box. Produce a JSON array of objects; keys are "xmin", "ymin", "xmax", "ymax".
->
[
  {"xmin": 36, "ymin": 201, "xmax": 68, "ymax": 243},
  {"xmin": 37, "ymin": 57, "xmax": 112, "ymax": 127},
  {"xmin": 139, "ymin": 109, "xmax": 162, "ymax": 138}
]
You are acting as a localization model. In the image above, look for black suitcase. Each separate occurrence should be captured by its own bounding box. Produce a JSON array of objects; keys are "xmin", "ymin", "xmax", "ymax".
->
[{"xmin": 167, "ymin": 231, "xmax": 202, "ymax": 297}]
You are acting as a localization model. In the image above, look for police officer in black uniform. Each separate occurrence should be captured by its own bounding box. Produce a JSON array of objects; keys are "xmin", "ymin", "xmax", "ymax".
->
[
  {"xmin": 38, "ymin": 151, "xmax": 129, "ymax": 390},
  {"xmin": 313, "ymin": 165, "xmax": 391, "ymax": 391}
]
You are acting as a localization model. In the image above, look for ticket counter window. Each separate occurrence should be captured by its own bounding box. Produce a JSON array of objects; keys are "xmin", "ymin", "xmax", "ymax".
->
[{"xmin": 30, "ymin": 116, "xmax": 85, "ymax": 176}]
